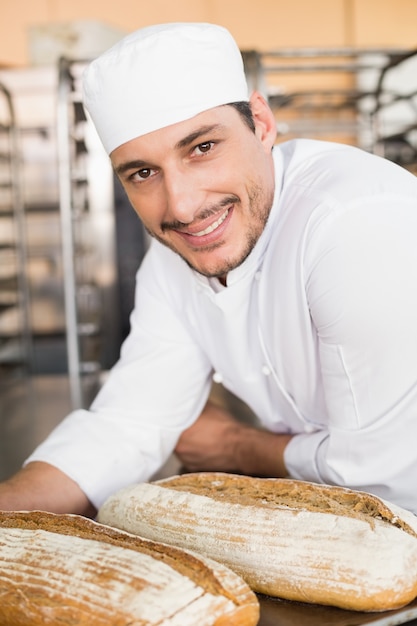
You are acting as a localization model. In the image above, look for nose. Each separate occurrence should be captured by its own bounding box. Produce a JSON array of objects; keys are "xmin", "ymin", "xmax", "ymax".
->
[{"xmin": 163, "ymin": 167, "xmax": 204, "ymax": 224}]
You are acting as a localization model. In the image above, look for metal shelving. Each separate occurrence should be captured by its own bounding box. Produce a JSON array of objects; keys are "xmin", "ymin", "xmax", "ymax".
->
[
  {"xmin": 0, "ymin": 60, "xmax": 133, "ymax": 410},
  {"xmin": 0, "ymin": 64, "xmax": 121, "ymax": 412},
  {"xmin": 57, "ymin": 57, "xmax": 119, "ymax": 409},
  {"xmin": 368, "ymin": 48, "xmax": 417, "ymax": 173},
  {"xmin": 0, "ymin": 81, "xmax": 32, "ymax": 386},
  {"xmin": 242, "ymin": 47, "xmax": 410, "ymax": 151}
]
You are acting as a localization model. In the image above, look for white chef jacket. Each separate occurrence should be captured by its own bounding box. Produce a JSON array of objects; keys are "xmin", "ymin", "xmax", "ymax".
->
[{"xmin": 27, "ymin": 139, "xmax": 417, "ymax": 513}]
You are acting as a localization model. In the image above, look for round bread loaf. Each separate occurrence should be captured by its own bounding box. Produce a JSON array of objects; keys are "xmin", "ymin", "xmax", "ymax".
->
[
  {"xmin": 97, "ymin": 473, "xmax": 417, "ymax": 612},
  {"xmin": 0, "ymin": 509, "xmax": 259, "ymax": 625}
]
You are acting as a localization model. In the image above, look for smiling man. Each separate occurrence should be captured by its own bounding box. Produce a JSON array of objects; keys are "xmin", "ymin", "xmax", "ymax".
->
[
  {"xmin": 112, "ymin": 98, "xmax": 275, "ymax": 281},
  {"xmin": 1, "ymin": 22, "xmax": 417, "ymax": 516}
]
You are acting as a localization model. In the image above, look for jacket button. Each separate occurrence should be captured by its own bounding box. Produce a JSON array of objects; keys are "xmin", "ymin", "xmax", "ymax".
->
[
  {"xmin": 304, "ymin": 423, "xmax": 316, "ymax": 433},
  {"xmin": 213, "ymin": 371, "xmax": 223, "ymax": 383},
  {"xmin": 261, "ymin": 365, "xmax": 271, "ymax": 376}
]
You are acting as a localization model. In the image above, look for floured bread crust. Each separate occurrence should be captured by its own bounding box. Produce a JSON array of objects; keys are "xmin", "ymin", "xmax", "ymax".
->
[
  {"xmin": 0, "ymin": 510, "xmax": 259, "ymax": 626},
  {"xmin": 98, "ymin": 473, "xmax": 417, "ymax": 612}
]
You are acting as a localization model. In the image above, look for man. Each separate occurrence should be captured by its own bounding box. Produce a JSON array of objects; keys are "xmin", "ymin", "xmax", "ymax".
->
[{"xmin": 1, "ymin": 22, "xmax": 417, "ymax": 516}]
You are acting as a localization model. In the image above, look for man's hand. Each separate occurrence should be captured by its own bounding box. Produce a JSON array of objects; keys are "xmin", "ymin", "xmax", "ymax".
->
[
  {"xmin": 0, "ymin": 462, "xmax": 96, "ymax": 517},
  {"xmin": 174, "ymin": 400, "xmax": 292, "ymax": 477}
]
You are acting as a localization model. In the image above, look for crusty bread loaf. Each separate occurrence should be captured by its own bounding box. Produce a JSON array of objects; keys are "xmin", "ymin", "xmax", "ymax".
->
[
  {"xmin": 97, "ymin": 472, "xmax": 417, "ymax": 612},
  {"xmin": 0, "ymin": 509, "xmax": 259, "ymax": 625}
]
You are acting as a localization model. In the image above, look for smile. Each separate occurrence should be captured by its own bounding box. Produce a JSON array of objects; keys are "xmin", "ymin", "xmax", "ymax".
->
[{"xmin": 192, "ymin": 209, "xmax": 229, "ymax": 237}]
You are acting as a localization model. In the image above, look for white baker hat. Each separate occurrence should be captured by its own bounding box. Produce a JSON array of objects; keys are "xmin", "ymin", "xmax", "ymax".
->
[{"xmin": 82, "ymin": 22, "xmax": 249, "ymax": 155}]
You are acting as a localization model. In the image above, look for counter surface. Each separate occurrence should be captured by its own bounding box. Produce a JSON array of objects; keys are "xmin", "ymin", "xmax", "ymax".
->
[{"xmin": 257, "ymin": 595, "xmax": 417, "ymax": 626}]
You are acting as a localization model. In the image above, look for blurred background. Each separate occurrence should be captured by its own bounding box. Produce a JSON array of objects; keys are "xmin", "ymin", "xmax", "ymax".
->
[
  {"xmin": 1, "ymin": 0, "xmax": 417, "ymax": 479},
  {"xmin": 2, "ymin": 0, "xmax": 417, "ymax": 65}
]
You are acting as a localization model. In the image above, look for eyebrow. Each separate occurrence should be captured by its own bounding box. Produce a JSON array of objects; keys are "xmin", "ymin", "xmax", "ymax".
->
[
  {"xmin": 174, "ymin": 124, "xmax": 223, "ymax": 150},
  {"xmin": 114, "ymin": 159, "xmax": 148, "ymax": 177},
  {"xmin": 114, "ymin": 124, "xmax": 224, "ymax": 176}
]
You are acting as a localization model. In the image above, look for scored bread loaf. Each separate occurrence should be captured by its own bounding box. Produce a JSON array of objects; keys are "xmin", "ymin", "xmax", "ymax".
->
[
  {"xmin": 97, "ymin": 472, "xmax": 417, "ymax": 613},
  {"xmin": 0, "ymin": 509, "xmax": 259, "ymax": 626}
]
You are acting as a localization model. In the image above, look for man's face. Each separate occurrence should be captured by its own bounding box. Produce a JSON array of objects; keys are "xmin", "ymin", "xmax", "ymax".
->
[{"xmin": 112, "ymin": 93, "xmax": 276, "ymax": 282}]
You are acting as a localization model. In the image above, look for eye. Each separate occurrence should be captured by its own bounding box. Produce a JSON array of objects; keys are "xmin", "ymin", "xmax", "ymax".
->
[
  {"xmin": 131, "ymin": 167, "xmax": 156, "ymax": 181},
  {"xmin": 193, "ymin": 141, "xmax": 214, "ymax": 156}
]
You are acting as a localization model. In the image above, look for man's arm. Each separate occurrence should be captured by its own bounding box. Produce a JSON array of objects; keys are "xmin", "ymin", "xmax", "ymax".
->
[
  {"xmin": 175, "ymin": 400, "xmax": 292, "ymax": 477},
  {"xmin": 0, "ymin": 462, "xmax": 96, "ymax": 517}
]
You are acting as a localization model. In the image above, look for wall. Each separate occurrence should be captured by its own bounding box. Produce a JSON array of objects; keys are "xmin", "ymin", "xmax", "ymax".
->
[{"xmin": 1, "ymin": 0, "xmax": 417, "ymax": 67}]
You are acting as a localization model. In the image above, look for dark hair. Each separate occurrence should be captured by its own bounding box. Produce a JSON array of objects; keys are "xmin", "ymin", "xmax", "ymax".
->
[{"xmin": 227, "ymin": 101, "xmax": 256, "ymax": 133}]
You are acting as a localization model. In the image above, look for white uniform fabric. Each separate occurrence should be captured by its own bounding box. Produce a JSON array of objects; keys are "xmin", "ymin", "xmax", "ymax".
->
[{"xmin": 27, "ymin": 139, "xmax": 417, "ymax": 512}]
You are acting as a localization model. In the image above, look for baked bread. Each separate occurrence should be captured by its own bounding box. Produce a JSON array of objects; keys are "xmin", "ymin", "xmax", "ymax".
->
[
  {"xmin": 97, "ymin": 472, "xmax": 417, "ymax": 612},
  {"xmin": 0, "ymin": 509, "xmax": 259, "ymax": 625}
]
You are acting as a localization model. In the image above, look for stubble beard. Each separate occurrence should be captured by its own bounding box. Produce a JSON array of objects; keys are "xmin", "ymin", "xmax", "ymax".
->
[{"xmin": 146, "ymin": 182, "xmax": 274, "ymax": 279}]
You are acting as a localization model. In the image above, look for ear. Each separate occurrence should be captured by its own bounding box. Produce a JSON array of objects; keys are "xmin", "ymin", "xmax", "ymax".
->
[{"xmin": 249, "ymin": 91, "xmax": 277, "ymax": 150}]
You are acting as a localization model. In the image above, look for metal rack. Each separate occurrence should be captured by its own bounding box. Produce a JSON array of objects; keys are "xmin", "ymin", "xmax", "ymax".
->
[
  {"xmin": 368, "ymin": 48, "xmax": 417, "ymax": 173},
  {"xmin": 57, "ymin": 57, "xmax": 120, "ymax": 410},
  {"xmin": 0, "ymin": 63, "xmax": 130, "ymax": 413},
  {"xmin": 242, "ymin": 47, "xmax": 409, "ymax": 150},
  {"xmin": 0, "ymin": 81, "xmax": 32, "ymax": 386}
]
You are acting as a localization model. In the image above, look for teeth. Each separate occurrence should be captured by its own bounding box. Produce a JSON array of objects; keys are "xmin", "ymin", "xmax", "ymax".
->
[{"xmin": 193, "ymin": 210, "xmax": 229, "ymax": 237}]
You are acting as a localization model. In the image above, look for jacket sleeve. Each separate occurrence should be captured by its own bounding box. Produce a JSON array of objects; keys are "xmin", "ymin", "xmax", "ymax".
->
[{"xmin": 26, "ymin": 245, "xmax": 212, "ymax": 509}]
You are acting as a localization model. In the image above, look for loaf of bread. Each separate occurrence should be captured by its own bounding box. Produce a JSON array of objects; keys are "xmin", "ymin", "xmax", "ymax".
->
[
  {"xmin": 0, "ymin": 509, "xmax": 259, "ymax": 625},
  {"xmin": 97, "ymin": 472, "xmax": 417, "ymax": 612}
]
